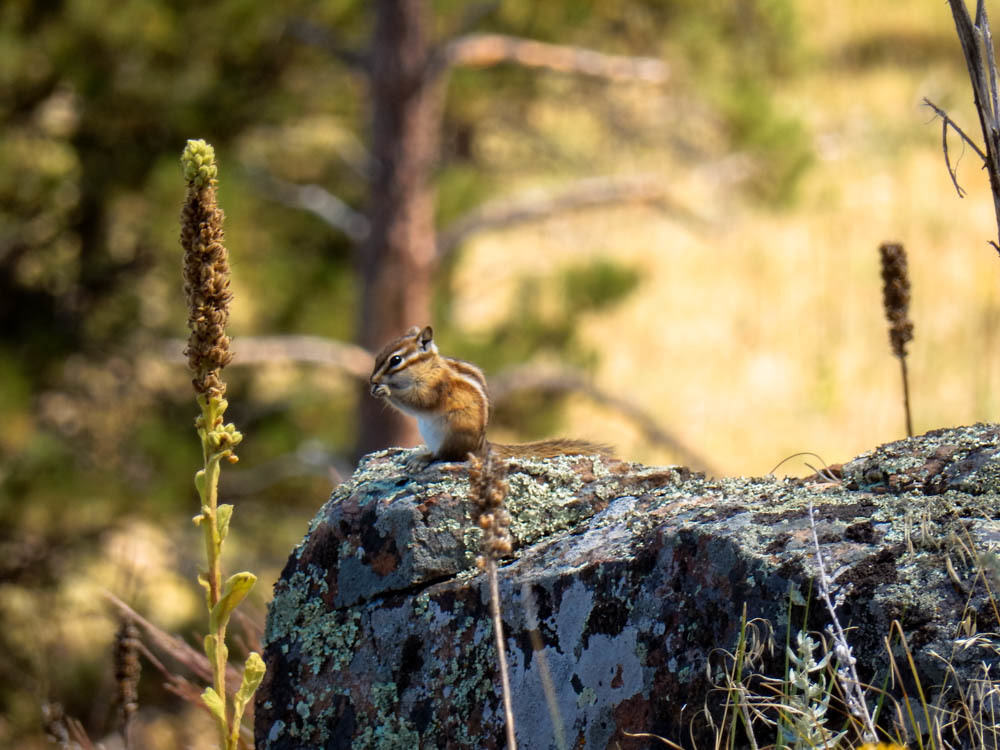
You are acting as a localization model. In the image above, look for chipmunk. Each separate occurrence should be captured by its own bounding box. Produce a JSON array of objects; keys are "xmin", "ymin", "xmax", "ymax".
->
[{"xmin": 369, "ymin": 326, "xmax": 612, "ymax": 465}]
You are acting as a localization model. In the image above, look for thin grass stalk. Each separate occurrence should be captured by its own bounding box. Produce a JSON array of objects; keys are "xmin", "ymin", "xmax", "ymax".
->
[
  {"xmin": 724, "ymin": 604, "xmax": 759, "ymax": 750},
  {"xmin": 893, "ymin": 621, "xmax": 938, "ymax": 750},
  {"xmin": 884, "ymin": 624, "xmax": 925, "ymax": 750},
  {"xmin": 522, "ymin": 583, "xmax": 566, "ymax": 750}
]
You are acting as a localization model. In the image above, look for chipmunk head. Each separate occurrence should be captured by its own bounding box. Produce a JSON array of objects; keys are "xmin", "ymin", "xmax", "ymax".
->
[{"xmin": 369, "ymin": 325, "xmax": 439, "ymax": 401}]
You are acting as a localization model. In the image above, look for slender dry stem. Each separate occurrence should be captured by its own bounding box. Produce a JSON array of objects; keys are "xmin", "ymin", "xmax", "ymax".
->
[
  {"xmin": 808, "ymin": 502, "xmax": 878, "ymax": 742},
  {"xmin": 468, "ymin": 449, "xmax": 516, "ymax": 748},
  {"xmin": 488, "ymin": 559, "xmax": 517, "ymax": 750}
]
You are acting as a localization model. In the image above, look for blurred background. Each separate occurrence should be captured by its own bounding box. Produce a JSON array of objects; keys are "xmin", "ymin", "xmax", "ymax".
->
[{"xmin": 2, "ymin": 0, "xmax": 999, "ymax": 746}]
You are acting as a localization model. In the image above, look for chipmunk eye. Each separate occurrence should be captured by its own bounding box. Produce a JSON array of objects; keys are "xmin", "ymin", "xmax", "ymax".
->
[{"xmin": 388, "ymin": 355, "xmax": 402, "ymax": 368}]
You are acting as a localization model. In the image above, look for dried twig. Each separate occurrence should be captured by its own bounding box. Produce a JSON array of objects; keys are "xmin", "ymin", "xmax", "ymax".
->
[
  {"xmin": 438, "ymin": 33, "xmax": 668, "ymax": 84},
  {"xmin": 923, "ymin": 98, "xmax": 988, "ymax": 199},
  {"xmin": 251, "ymin": 169, "xmax": 371, "ymax": 242},
  {"xmin": 160, "ymin": 335, "xmax": 373, "ymax": 379},
  {"xmin": 437, "ymin": 174, "xmax": 705, "ymax": 260},
  {"xmin": 937, "ymin": 1, "xmax": 1000, "ymax": 252},
  {"xmin": 160, "ymin": 336, "xmax": 713, "ymax": 471},
  {"xmin": 808, "ymin": 503, "xmax": 878, "ymax": 742},
  {"xmin": 104, "ymin": 592, "xmax": 243, "ymax": 694},
  {"xmin": 42, "ymin": 702, "xmax": 98, "ymax": 750},
  {"xmin": 490, "ymin": 364, "xmax": 716, "ymax": 474}
]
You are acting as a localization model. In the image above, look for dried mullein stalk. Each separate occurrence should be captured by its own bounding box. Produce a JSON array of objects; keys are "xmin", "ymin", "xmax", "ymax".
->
[
  {"xmin": 114, "ymin": 617, "xmax": 141, "ymax": 749},
  {"xmin": 179, "ymin": 139, "xmax": 264, "ymax": 750},
  {"xmin": 467, "ymin": 448, "xmax": 513, "ymax": 567},
  {"xmin": 879, "ymin": 242, "xmax": 915, "ymax": 437},
  {"xmin": 467, "ymin": 448, "xmax": 517, "ymax": 749},
  {"xmin": 180, "ymin": 139, "xmax": 233, "ymax": 401}
]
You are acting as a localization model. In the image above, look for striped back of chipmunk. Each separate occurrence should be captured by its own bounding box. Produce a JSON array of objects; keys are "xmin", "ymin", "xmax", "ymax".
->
[{"xmin": 443, "ymin": 356, "xmax": 489, "ymax": 408}]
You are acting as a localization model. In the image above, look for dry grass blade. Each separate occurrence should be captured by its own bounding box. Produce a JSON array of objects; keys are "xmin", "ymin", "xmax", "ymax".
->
[
  {"xmin": 521, "ymin": 583, "xmax": 567, "ymax": 750},
  {"xmin": 621, "ymin": 730, "xmax": 684, "ymax": 749}
]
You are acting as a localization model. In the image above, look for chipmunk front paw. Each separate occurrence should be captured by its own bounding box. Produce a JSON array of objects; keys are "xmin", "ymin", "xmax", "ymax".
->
[{"xmin": 403, "ymin": 448, "xmax": 434, "ymax": 474}]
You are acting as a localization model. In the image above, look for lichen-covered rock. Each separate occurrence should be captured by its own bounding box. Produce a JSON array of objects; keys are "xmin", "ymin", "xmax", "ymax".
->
[{"xmin": 256, "ymin": 428, "xmax": 1000, "ymax": 749}]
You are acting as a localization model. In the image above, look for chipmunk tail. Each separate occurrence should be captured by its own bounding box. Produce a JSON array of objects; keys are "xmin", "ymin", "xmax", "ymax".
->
[{"xmin": 490, "ymin": 439, "xmax": 615, "ymax": 460}]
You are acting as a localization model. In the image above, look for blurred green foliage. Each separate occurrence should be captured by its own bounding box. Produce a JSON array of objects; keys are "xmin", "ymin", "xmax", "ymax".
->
[{"xmin": 0, "ymin": 0, "xmax": 805, "ymax": 745}]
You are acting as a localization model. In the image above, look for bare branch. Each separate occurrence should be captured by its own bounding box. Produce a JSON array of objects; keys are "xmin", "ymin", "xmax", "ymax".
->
[
  {"xmin": 161, "ymin": 335, "xmax": 373, "ymax": 379},
  {"xmin": 438, "ymin": 33, "xmax": 668, "ymax": 84},
  {"xmin": 103, "ymin": 592, "xmax": 242, "ymax": 691},
  {"xmin": 161, "ymin": 335, "xmax": 712, "ymax": 471},
  {"xmin": 220, "ymin": 443, "xmax": 351, "ymax": 497},
  {"xmin": 923, "ymin": 98, "xmax": 988, "ymax": 199},
  {"xmin": 489, "ymin": 365, "xmax": 717, "ymax": 474},
  {"xmin": 437, "ymin": 174, "xmax": 705, "ymax": 260},
  {"xmin": 942, "ymin": 0, "xmax": 1000, "ymax": 252},
  {"xmin": 250, "ymin": 170, "xmax": 370, "ymax": 242}
]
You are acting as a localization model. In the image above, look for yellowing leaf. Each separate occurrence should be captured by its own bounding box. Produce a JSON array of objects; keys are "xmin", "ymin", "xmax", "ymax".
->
[
  {"xmin": 201, "ymin": 686, "xmax": 227, "ymax": 726},
  {"xmin": 231, "ymin": 651, "xmax": 267, "ymax": 732},
  {"xmin": 210, "ymin": 571, "xmax": 257, "ymax": 631}
]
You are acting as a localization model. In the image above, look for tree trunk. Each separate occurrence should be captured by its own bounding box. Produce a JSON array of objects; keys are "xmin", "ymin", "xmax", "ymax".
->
[{"xmin": 356, "ymin": 0, "xmax": 441, "ymax": 457}]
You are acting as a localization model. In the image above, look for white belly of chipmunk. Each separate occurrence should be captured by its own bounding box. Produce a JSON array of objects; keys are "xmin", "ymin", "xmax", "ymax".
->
[{"xmin": 417, "ymin": 414, "xmax": 447, "ymax": 455}]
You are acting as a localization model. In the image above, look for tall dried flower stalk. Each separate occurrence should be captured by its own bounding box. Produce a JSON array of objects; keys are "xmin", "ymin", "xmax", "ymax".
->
[
  {"xmin": 879, "ymin": 243, "xmax": 915, "ymax": 438},
  {"xmin": 113, "ymin": 616, "xmax": 141, "ymax": 749},
  {"xmin": 179, "ymin": 139, "xmax": 265, "ymax": 750},
  {"xmin": 468, "ymin": 448, "xmax": 517, "ymax": 750}
]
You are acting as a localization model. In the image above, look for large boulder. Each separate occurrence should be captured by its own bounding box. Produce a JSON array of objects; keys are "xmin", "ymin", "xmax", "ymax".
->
[{"xmin": 256, "ymin": 424, "xmax": 1000, "ymax": 749}]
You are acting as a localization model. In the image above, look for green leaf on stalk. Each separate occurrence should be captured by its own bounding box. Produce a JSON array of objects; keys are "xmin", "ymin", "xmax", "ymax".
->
[
  {"xmin": 217, "ymin": 504, "xmax": 233, "ymax": 541},
  {"xmin": 201, "ymin": 686, "xmax": 227, "ymax": 726},
  {"xmin": 231, "ymin": 651, "xmax": 266, "ymax": 729},
  {"xmin": 210, "ymin": 571, "xmax": 257, "ymax": 632}
]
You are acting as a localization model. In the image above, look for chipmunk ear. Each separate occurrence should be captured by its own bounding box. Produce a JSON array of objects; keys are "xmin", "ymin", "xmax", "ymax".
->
[{"xmin": 418, "ymin": 325, "xmax": 436, "ymax": 351}]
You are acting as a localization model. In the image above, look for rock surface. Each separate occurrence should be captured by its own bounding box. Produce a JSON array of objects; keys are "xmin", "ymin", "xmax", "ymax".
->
[{"xmin": 256, "ymin": 424, "xmax": 1000, "ymax": 749}]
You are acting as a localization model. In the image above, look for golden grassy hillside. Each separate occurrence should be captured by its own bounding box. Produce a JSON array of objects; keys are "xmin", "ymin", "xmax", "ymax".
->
[{"xmin": 455, "ymin": 0, "xmax": 1000, "ymax": 476}]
